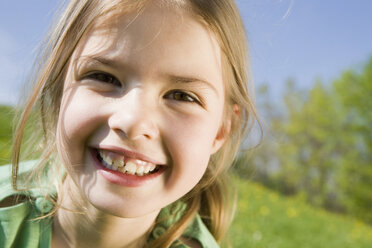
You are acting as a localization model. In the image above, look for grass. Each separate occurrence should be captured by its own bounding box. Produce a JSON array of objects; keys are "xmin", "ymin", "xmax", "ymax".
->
[
  {"xmin": 0, "ymin": 105, "xmax": 15, "ymax": 165},
  {"xmin": 230, "ymin": 179, "xmax": 372, "ymax": 248},
  {"xmin": 1, "ymin": 105, "xmax": 372, "ymax": 247}
]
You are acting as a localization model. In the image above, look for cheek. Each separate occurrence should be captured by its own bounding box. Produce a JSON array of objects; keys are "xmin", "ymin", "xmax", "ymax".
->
[
  {"xmin": 56, "ymin": 89, "xmax": 105, "ymax": 162},
  {"xmin": 163, "ymin": 113, "xmax": 221, "ymax": 183}
]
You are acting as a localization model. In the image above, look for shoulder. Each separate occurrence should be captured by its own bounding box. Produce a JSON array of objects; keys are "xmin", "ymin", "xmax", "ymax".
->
[
  {"xmin": 0, "ymin": 161, "xmax": 36, "ymax": 202},
  {"xmin": 0, "ymin": 161, "xmax": 54, "ymax": 248},
  {"xmin": 0, "ymin": 160, "xmax": 56, "ymax": 213},
  {"xmin": 182, "ymin": 214, "xmax": 219, "ymax": 248},
  {"xmin": 153, "ymin": 201, "xmax": 219, "ymax": 248}
]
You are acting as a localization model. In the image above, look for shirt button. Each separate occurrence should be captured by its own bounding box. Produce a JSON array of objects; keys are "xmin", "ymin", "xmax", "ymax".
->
[{"xmin": 152, "ymin": 226, "xmax": 166, "ymax": 238}]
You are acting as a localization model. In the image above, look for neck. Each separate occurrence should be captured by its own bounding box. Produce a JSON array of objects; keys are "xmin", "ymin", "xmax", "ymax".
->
[{"xmin": 51, "ymin": 177, "xmax": 159, "ymax": 248}]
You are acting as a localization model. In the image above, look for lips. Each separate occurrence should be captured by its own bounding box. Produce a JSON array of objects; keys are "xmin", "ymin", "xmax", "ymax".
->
[{"xmin": 90, "ymin": 147, "xmax": 166, "ymax": 187}]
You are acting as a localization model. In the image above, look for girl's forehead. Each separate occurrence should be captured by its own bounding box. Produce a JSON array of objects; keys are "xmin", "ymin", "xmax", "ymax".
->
[{"xmin": 92, "ymin": 1, "xmax": 190, "ymax": 34}]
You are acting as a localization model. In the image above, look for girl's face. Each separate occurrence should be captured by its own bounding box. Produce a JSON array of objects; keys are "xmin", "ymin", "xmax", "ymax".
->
[{"xmin": 57, "ymin": 4, "xmax": 227, "ymax": 217}]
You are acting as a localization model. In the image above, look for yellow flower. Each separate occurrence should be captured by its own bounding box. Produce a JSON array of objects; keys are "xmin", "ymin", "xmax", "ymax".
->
[
  {"xmin": 286, "ymin": 207, "xmax": 298, "ymax": 218},
  {"xmin": 259, "ymin": 206, "xmax": 270, "ymax": 216},
  {"xmin": 269, "ymin": 193, "xmax": 278, "ymax": 202}
]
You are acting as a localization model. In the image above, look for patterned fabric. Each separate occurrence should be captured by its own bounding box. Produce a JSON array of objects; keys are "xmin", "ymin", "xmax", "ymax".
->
[{"xmin": 0, "ymin": 162, "xmax": 219, "ymax": 247}]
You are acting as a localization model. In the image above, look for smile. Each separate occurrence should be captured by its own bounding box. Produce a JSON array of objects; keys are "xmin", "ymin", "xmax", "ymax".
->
[
  {"xmin": 91, "ymin": 147, "xmax": 166, "ymax": 187},
  {"xmin": 97, "ymin": 149, "xmax": 159, "ymax": 176}
]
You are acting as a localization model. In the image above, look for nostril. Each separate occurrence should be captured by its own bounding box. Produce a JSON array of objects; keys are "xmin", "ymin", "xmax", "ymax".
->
[{"xmin": 112, "ymin": 127, "xmax": 129, "ymax": 139}]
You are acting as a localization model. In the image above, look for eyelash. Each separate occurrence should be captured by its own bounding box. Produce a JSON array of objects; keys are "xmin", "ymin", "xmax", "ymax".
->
[
  {"xmin": 85, "ymin": 72, "xmax": 121, "ymax": 87},
  {"xmin": 165, "ymin": 90, "xmax": 201, "ymax": 105}
]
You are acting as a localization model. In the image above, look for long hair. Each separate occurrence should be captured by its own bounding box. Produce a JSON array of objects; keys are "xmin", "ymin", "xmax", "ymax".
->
[{"xmin": 11, "ymin": 0, "xmax": 258, "ymax": 246}]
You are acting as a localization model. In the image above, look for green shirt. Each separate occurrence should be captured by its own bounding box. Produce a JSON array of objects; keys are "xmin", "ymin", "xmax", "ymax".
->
[{"xmin": 0, "ymin": 161, "xmax": 219, "ymax": 247}]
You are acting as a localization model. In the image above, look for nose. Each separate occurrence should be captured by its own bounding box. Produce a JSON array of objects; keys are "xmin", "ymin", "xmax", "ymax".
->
[{"xmin": 108, "ymin": 89, "xmax": 159, "ymax": 141}]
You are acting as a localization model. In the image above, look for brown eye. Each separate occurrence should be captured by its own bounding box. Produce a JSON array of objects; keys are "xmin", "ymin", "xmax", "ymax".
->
[
  {"xmin": 86, "ymin": 72, "xmax": 121, "ymax": 87},
  {"xmin": 165, "ymin": 90, "xmax": 201, "ymax": 105}
]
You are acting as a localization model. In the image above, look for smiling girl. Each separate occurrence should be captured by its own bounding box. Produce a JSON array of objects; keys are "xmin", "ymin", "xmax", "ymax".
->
[{"xmin": 1, "ymin": 0, "xmax": 258, "ymax": 247}]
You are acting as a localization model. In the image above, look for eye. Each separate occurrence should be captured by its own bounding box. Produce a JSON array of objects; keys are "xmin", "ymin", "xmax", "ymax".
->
[
  {"xmin": 165, "ymin": 90, "xmax": 201, "ymax": 105},
  {"xmin": 85, "ymin": 72, "xmax": 121, "ymax": 87}
]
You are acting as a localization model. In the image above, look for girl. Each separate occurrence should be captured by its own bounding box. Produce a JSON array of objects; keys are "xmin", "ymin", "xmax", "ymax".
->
[{"xmin": 1, "ymin": 0, "xmax": 257, "ymax": 247}]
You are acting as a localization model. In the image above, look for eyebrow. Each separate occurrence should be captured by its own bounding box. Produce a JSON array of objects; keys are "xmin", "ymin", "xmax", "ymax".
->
[
  {"xmin": 79, "ymin": 55, "xmax": 124, "ymax": 70},
  {"xmin": 168, "ymin": 75, "xmax": 219, "ymax": 97}
]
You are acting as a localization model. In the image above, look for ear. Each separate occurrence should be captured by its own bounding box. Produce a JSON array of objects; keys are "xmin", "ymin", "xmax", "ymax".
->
[
  {"xmin": 211, "ymin": 104, "xmax": 239, "ymax": 154},
  {"xmin": 211, "ymin": 120, "xmax": 230, "ymax": 154}
]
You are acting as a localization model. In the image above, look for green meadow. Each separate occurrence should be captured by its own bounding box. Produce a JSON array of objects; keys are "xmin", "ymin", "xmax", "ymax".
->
[
  {"xmin": 230, "ymin": 179, "xmax": 372, "ymax": 248},
  {"xmin": 1, "ymin": 105, "xmax": 371, "ymax": 247},
  {"xmin": 0, "ymin": 105, "xmax": 13, "ymax": 165}
]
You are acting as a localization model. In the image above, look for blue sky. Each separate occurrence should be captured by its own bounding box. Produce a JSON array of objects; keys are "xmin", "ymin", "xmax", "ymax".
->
[{"xmin": 1, "ymin": 0, "xmax": 372, "ymax": 105}]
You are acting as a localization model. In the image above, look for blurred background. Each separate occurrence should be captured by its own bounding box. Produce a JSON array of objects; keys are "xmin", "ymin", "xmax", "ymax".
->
[{"xmin": 1, "ymin": 0, "xmax": 371, "ymax": 247}]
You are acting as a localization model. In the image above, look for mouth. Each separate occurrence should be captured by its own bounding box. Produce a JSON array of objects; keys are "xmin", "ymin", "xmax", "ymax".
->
[
  {"xmin": 92, "ymin": 147, "xmax": 164, "ymax": 175},
  {"xmin": 90, "ymin": 147, "xmax": 165, "ymax": 187},
  {"xmin": 96, "ymin": 148, "xmax": 160, "ymax": 176}
]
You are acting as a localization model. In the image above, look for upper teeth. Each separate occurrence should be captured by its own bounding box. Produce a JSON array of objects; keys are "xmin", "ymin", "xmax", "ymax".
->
[{"xmin": 99, "ymin": 150, "xmax": 157, "ymax": 176}]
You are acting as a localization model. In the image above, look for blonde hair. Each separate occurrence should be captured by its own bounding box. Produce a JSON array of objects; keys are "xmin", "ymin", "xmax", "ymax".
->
[{"xmin": 12, "ymin": 0, "xmax": 258, "ymax": 246}]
